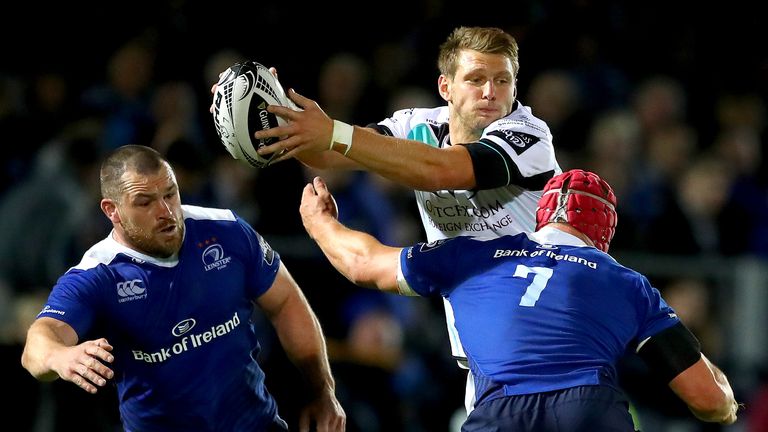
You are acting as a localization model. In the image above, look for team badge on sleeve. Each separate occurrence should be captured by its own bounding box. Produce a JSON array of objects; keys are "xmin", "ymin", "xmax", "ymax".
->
[
  {"xmin": 419, "ymin": 239, "xmax": 449, "ymax": 252},
  {"xmin": 488, "ymin": 130, "xmax": 540, "ymax": 155},
  {"xmin": 258, "ymin": 235, "xmax": 275, "ymax": 265}
]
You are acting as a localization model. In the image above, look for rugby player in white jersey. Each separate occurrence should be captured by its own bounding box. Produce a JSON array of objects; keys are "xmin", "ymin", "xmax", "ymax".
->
[{"xmin": 247, "ymin": 26, "xmax": 561, "ymax": 414}]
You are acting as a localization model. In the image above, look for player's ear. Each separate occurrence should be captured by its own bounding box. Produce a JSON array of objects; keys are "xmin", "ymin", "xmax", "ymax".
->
[
  {"xmin": 101, "ymin": 199, "xmax": 121, "ymax": 224},
  {"xmin": 438, "ymin": 75, "xmax": 451, "ymax": 102}
]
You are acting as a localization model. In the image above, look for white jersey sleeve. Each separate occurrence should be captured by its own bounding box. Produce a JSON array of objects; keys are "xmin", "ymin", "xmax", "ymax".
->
[
  {"xmin": 377, "ymin": 107, "xmax": 449, "ymax": 147},
  {"xmin": 377, "ymin": 103, "xmax": 558, "ymax": 190},
  {"xmin": 467, "ymin": 101, "xmax": 558, "ymax": 190}
]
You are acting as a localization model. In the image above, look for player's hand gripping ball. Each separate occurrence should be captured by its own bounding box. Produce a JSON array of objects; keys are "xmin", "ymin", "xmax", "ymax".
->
[{"xmin": 211, "ymin": 61, "xmax": 292, "ymax": 168}]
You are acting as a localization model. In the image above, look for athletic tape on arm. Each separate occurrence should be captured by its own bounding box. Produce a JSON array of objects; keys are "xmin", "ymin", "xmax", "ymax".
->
[{"xmin": 330, "ymin": 120, "xmax": 354, "ymax": 155}]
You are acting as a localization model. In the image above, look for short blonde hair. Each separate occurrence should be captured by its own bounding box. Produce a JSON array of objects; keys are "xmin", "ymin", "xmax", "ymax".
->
[{"xmin": 438, "ymin": 27, "xmax": 519, "ymax": 79}]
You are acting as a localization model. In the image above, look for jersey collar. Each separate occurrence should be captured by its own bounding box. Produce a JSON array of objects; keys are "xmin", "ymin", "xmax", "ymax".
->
[
  {"xmin": 528, "ymin": 225, "xmax": 591, "ymax": 248},
  {"xmin": 107, "ymin": 230, "xmax": 180, "ymax": 267}
]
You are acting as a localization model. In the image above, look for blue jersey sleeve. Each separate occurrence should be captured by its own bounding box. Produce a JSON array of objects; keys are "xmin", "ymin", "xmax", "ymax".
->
[
  {"xmin": 635, "ymin": 275, "xmax": 681, "ymax": 342},
  {"xmin": 39, "ymin": 269, "xmax": 104, "ymax": 340},
  {"xmin": 235, "ymin": 216, "xmax": 281, "ymax": 299},
  {"xmin": 399, "ymin": 238, "xmax": 462, "ymax": 297}
]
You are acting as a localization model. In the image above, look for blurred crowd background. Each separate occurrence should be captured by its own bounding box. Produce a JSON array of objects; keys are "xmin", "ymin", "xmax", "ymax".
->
[{"xmin": 2, "ymin": 1, "xmax": 768, "ymax": 431}]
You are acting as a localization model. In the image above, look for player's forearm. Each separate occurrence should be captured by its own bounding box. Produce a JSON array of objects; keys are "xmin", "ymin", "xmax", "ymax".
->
[
  {"xmin": 296, "ymin": 147, "xmax": 360, "ymax": 170},
  {"xmin": 670, "ymin": 354, "xmax": 739, "ymax": 424},
  {"xmin": 308, "ymin": 217, "xmax": 399, "ymax": 293},
  {"xmin": 340, "ymin": 126, "xmax": 474, "ymax": 191},
  {"xmin": 688, "ymin": 392, "xmax": 738, "ymax": 424},
  {"xmin": 292, "ymin": 352, "xmax": 337, "ymax": 398},
  {"xmin": 21, "ymin": 320, "xmax": 68, "ymax": 381},
  {"xmin": 271, "ymin": 296, "xmax": 336, "ymax": 396},
  {"xmin": 691, "ymin": 356, "xmax": 738, "ymax": 424}
]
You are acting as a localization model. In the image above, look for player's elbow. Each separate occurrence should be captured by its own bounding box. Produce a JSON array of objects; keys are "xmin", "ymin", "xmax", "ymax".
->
[
  {"xmin": 20, "ymin": 348, "xmax": 58, "ymax": 382},
  {"xmin": 411, "ymin": 160, "xmax": 474, "ymax": 191},
  {"xmin": 430, "ymin": 168, "xmax": 474, "ymax": 191},
  {"xmin": 400, "ymin": 145, "xmax": 474, "ymax": 191},
  {"xmin": 20, "ymin": 341, "xmax": 38, "ymax": 377},
  {"xmin": 32, "ymin": 369, "xmax": 60, "ymax": 382},
  {"xmin": 342, "ymin": 252, "xmax": 376, "ymax": 287},
  {"xmin": 343, "ymin": 252, "xmax": 397, "ymax": 293}
]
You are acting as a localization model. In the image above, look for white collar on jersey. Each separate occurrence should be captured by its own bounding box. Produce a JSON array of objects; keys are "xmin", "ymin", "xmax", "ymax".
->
[
  {"xmin": 107, "ymin": 230, "xmax": 180, "ymax": 267},
  {"xmin": 528, "ymin": 225, "xmax": 591, "ymax": 248}
]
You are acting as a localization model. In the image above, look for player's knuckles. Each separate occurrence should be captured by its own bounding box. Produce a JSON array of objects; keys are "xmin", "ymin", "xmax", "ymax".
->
[
  {"xmin": 75, "ymin": 363, "xmax": 88, "ymax": 376},
  {"xmin": 83, "ymin": 370, "xmax": 97, "ymax": 384},
  {"xmin": 91, "ymin": 372, "xmax": 106, "ymax": 386}
]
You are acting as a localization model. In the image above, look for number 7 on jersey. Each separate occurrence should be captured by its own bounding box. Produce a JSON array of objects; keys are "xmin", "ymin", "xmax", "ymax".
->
[{"xmin": 513, "ymin": 265, "xmax": 553, "ymax": 307}]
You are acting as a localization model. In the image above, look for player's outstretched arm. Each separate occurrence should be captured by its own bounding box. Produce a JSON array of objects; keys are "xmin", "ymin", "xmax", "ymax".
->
[
  {"xmin": 21, "ymin": 317, "xmax": 114, "ymax": 394},
  {"xmin": 210, "ymin": 67, "xmax": 475, "ymax": 189},
  {"xmin": 257, "ymin": 90, "xmax": 475, "ymax": 191},
  {"xmin": 300, "ymin": 176, "xmax": 402, "ymax": 292}
]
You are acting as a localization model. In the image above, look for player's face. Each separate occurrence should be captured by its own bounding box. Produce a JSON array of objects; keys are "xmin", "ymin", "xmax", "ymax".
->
[
  {"xmin": 441, "ymin": 49, "xmax": 516, "ymax": 139},
  {"xmin": 115, "ymin": 164, "xmax": 185, "ymax": 258}
]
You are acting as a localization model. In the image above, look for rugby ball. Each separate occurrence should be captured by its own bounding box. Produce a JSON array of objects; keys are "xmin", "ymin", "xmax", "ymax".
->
[{"xmin": 211, "ymin": 61, "xmax": 292, "ymax": 168}]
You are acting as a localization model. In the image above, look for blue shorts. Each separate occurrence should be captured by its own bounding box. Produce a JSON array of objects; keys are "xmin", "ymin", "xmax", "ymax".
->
[{"xmin": 462, "ymin": 385, "xmax": 637, "ymax": 432}]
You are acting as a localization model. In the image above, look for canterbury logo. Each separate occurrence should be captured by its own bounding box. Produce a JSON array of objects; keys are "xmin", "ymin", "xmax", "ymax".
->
[{"xmin": 117, "ymin": 279, "xmax": 146, "ymax": 297}]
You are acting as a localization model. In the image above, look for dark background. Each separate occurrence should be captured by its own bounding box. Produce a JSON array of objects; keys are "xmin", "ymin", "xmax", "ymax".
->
[{"xmin": 3, "ymin": 1, "xmax": 767, "ymax": 431}]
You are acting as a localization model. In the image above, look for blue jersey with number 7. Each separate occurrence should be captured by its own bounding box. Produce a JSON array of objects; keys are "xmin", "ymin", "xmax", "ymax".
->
[{"xmin": 398, "ymin": 226, "xmax": 679, "ymax": 400}]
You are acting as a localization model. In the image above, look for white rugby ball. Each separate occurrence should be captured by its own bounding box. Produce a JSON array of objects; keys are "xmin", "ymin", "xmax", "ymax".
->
[{"xmin": 211, "ymin": 61, "xmax": 292, "ymax": 168}]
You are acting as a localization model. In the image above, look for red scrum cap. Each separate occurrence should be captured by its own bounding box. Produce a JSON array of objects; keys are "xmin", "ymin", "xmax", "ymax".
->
[{"xmin": 535, "ymin": 169, "xmax": 617, "ymax": 252}]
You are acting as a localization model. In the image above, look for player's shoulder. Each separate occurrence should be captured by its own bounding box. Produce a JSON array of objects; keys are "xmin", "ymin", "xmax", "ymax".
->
[
  {"xmin": 69, "ymin": 231, "xmax": 182, "ymax": 274},
  {"xmin": 387, "ymin": 106, "xmax": 449, "ymax": 124},
  {"xmin": 606, "ymin": 255, "xmax": 648, "ymax": 282},
  {"xmin": 582, "ymin": 250, "xmax": 650, "ymax": 291},
  {"xmin": 422, "ymin": 233, "xmax": 530, "ymax": 252},
  {"xmin": 182, "ymin": 205, "xmax": 236, "ymax": 222},
  {"xmin": 181, "ymin": 204, "xmax": 262, "ymax": 251},
  {"xmin": 479, "ymin": 100, "xmax": 555, "ymax": 158},
  {"xmin": 182, "ymin": 204, "xmax": 248, "ymax": 234},
  {"xmin": 69, "ymin": 235, "xmax": 124, "ymax": 272},
  {"xmin": 489, "ymin": 99, "xmax": 552, "ymax": 138}
]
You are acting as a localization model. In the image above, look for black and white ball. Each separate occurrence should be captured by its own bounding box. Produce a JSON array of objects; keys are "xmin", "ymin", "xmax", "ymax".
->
[{"xmin": 211, "ymin": 61, "xmax": 292, "ymax": 168}]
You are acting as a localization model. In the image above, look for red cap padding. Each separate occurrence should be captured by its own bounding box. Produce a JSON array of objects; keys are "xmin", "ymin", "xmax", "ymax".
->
[{"xmin": 535, "ymin": 169, "xmax": 617, "ymax": 252}]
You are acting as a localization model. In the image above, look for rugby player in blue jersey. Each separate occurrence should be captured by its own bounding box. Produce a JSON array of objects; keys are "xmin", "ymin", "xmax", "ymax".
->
[
  {"xmin": 21, "ymin": 145, "xmax": 345, "ymax": 432},
  {"xmin": 299, "ymin": 170, "xmax": 738, "ymax": 431}
]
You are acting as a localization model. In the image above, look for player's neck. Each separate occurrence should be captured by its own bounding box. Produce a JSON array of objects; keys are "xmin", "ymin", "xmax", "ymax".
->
[
  {"xmin": 448, "ymin": 108, "xmax": 483, "ymax": 144},
  {"xmin": 547, "ymin": 223, "xmax": 595, "ymax": 248},
  {"xmin": 449, "ymin": 125, "xmax": 481, "ymax": 146}
]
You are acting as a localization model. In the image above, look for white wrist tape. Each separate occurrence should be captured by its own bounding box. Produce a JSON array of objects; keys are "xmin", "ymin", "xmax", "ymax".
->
[{"xmin": 330, "ymin": 120, "xmax": 354, "ymax": 156}]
